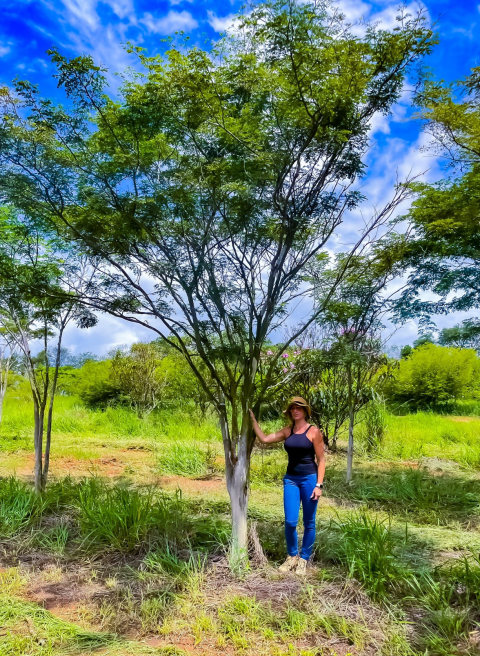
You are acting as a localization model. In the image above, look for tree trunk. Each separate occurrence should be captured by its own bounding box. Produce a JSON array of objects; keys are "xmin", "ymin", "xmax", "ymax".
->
[
  {"xmin": 218, "ymin": 394, "xmax": 250, "ymax": 566},
  {"xmin": 227, "ymin": 446, "xmax": 249, "ymax": 559},
  {"xmin": 0, "ymin": 349, "xmax": 10, "ymax": 429},
  {"xmin": 33, "ymin": 400, "xmax": 46, "ymax": 494},
  {"xmin": 43, "ymin": 321, "xmax": 67, "ymax": 487},
  {"xmin": 0, "ymin": 387, "xmax": 5, "ymax": 427},
  {"xmin": 346, "ymin": 365, "xmax": 354, "ymax": 484}
]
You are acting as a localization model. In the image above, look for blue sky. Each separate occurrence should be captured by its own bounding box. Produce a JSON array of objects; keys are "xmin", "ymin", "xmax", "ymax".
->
[{"xmin": 1, "ymin": 0, "xmax": 480, "ymax": 355}]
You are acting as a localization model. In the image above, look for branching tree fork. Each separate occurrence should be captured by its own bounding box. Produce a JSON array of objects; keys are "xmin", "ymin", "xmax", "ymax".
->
[{"xmin": 0, "ymin": 0, "xmax": 434, "ymax": 555}]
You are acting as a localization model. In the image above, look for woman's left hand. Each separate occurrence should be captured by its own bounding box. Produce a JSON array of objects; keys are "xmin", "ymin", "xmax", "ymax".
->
[{"xmin": 311, "ymin": 486, "xmax": 323, "ymax": 500}]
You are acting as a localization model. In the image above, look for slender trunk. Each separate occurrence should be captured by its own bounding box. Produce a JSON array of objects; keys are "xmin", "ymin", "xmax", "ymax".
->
[
  {"xmin": 0, "ymin": 350, "xmax": 10, "ymax": 429},
  {"xmin": 0, "ymin": 387, "xmax": 6, "ymax": 427},
  {"xmin": 346, "ymin": 364, "xmax": 354, "ymax": 484},
  {"xmin": 33, "ymin": 399, "xmax": 45, "ymax": 494},
  {"xmin": 44, "ymin": 329, "xmax": 64, "ymax": 485}
]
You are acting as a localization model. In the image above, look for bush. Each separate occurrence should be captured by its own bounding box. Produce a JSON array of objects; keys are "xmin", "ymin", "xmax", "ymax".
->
[
  {"xmin": 65, "ymin": 360, "xmax": 122, "ymax": 407},
  {"xmin": 385, "ymin": 344, "xmax": 480, "ymax": 409}
]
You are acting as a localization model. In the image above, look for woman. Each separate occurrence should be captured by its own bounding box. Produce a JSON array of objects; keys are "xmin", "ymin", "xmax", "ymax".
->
[{"xmin": 249, "ymin": 397, "xmax": 325, "ymax": 576}]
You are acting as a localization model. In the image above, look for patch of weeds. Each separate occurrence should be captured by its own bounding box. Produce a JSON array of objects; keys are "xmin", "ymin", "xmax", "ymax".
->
[
  {"xmin": 32, "ymin": 522, "xmax": 70, "ymax": 555},
  {"xmin": 314, "ymin": 613, "xmax": 368, "ymax": 648},
  {"xmin": 404, "ymin": 553, "xmax": 480, "ymax": 655},
  {"xmin": 158, "ymin": 442, "xmax": 210, "ymax": 477},
  {"xmin": 319, "ymin": 510, "xmax": 411, "ymax": 600},
  {"xmin": 140, "ymin": 593, "xmax": 174, "ymax": 633},
  {"xmin": 191, "ymin": 611, "xmax": 217, "ymax": 645},
  {"xmin": 141, "ymin": 548, "xmax": 205, "ymax": 593},
  {"xmin": 0, "ymin": 478, "xmax": 41, "ymax": 537},
  {"xmin": 76, "ymin": 478, "xmax": 191, "ymax": 552}
]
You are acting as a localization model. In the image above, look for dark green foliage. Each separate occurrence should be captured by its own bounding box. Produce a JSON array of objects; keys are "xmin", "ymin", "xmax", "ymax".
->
[
  {"xmin": 391, "ymin": 66, "xmax": 480, "ymax": 324},
  {"xmin": 439, "ymin": 319, "xmax": 480, "ymax": 353}
]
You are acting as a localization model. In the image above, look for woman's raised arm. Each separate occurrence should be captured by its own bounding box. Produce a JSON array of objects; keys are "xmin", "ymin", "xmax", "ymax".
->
[{"xmin": 249, "ymin": 409, "xmax": 290, "ymax": 444}]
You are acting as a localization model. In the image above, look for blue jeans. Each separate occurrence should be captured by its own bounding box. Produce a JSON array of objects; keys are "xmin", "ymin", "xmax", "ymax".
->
[{"xmin": 283, "ymin": 473, "xmax": 318, "ymax": 560}]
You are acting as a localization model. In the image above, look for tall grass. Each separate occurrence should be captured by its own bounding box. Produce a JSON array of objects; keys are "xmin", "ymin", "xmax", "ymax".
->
[
  {"xmin": 319, "ymin": 510, "xmax": 408, "ymax": 600},
  {"xmin": 77, "ymin": 478, "xmax": 192, "ymax": 552},
  {"xmin": 381, "ymin": 411, "xmax": 480, "ymax": 467},
  {"xmin": 1, "ymin": 393, "xmax": 221, "ymax": 446},
  {"xmin": 325, "ymin": 465, "xmax": 480, "ymax": 524},
  {"xmin": 158, "ymin": 442, "xmax": 217, "ymax": 477}
]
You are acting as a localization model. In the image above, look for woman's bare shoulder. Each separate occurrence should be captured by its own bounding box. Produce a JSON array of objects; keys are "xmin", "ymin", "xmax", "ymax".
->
[{"xmin": 309, "ymin": 426, "xmax": 323, "ymax": 439}]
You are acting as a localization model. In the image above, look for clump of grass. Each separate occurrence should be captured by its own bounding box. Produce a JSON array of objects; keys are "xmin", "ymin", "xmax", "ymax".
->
[
  {"xmin": 319, "ymin": 510, "xmax": 409, "ymax": 600},
  {"xmin": 76, "ymin": 478, "xmax": 191, "ymax": 552},
  {"xmin": 158, "ymin": 442, "xmax": 216, "ymax": 477},
  {"xmin": 0, "ymin": 477, "xmax": 40, "ymax": 537},
  {"xmin": 358, "ymin": 400, "xmax": 388, "ymax": 454}
]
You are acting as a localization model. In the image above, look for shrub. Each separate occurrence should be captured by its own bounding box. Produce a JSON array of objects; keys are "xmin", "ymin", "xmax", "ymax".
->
[{"xmin": 385, "ymin": 344, "xmax": 480, "ymax": 409}]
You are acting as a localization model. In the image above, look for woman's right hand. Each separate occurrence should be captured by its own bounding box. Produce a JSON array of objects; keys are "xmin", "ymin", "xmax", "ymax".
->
[{"xmin": 249, "ymin": 408, "xmax": 256, "ymax": 423}]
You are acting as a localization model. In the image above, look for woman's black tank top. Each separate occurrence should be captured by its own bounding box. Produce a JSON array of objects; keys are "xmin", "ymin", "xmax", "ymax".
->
[{"xmin": 284, "ymin": 425, "xmax": 317, "ymax": 475}]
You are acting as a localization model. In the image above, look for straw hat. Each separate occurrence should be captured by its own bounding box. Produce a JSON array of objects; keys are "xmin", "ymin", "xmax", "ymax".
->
[{"xmin": 283, "ymin": 396, "xmax": 312, "ymax": 419}]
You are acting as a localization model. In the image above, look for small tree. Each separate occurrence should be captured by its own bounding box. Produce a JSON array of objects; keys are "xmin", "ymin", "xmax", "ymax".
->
[
  {"xmin": 112, "ymin": 342, "xmax": 168, "ymax": 417},
  {"xmin": 0, "ymin": 217, "xmax": 96, "ymax": 491},
  {"xmin": 311, "ymin": 253, "xmax": 397, "ymax": 481}
]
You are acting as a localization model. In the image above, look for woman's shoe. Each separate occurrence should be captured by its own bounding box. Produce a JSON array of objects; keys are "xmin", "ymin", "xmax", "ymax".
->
[
  {"xmin": 295, "ymin": 558, "xmax": 308, "ymax": 576},
  {"xmin": 278, "ymin": 555, "xmax": 299, "ymax": 573}
]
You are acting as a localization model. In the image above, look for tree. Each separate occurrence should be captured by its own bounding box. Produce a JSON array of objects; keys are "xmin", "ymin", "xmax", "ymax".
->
[
  {"xmin": 438, "ymin": 319, "xmax": 480, "ymax": 353},
  {"xmin": 112, "ymin": 342, "xmax": 168, "ymax": 417},
  {"xmin": 0, "ymin": 1, "xmax": 434, "ymax": 555},
  {"xmin": 0, "ymin": 216, "xmax": 96, "ymax": 492},
  {"xmin": 392, "ymin": 66, "xmax": 480, "ymax": 324},
  {"xmin": 311, "ymin": 253, "xmax": 396, "ymax": 481}
]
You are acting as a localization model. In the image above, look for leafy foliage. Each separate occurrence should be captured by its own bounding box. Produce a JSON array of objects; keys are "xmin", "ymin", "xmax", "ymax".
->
[{"xmin": 385, "ymin": 343, "xmax": 480, "ymax": 408}]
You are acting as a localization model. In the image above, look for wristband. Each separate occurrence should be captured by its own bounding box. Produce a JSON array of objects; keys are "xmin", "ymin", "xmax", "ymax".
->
[{"xmin": 315, "ymin": 483, "xmax": 323, "ymax": 489}]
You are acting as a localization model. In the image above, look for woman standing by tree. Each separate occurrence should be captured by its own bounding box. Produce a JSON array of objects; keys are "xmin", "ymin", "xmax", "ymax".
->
[{"xmin": 249, "ymin": 397, "xmax": 325, "ymax": 575}]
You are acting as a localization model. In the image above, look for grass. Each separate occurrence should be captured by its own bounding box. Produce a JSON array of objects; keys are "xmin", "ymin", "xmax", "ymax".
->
[{"xmin": 2, "ymin": 393, "xmax": 480, "ymax": 655}]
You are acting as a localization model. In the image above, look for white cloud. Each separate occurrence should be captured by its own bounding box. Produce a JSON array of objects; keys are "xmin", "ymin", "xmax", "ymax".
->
[
  {"xmin": 62, "ymin": 314, "xmax": 156, "ymax": 357},
  {"xmin": 61, "ymin": 0, "xmax": 100, "ymax": 32},
  {"xmin": 369, "ymin": 2, "xmax": 429, "ymax": 32},
  {"xmin": 0, "ymin": 45, "xmax": 11, "ymax": 57},
  {"xmin": 169, "ymin": 0, "xmax": 193, "ymax": 5},
  {"xmin": 207, "ymin": 11, "xmax": 237, "ymax": 33},
  {"xmin": 141, "ymin": 10, "xmax": 198, "ymax": 34},
  {"xmin": 101, "ymin": 0, "xmax": 135, "ymax": 20}
]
